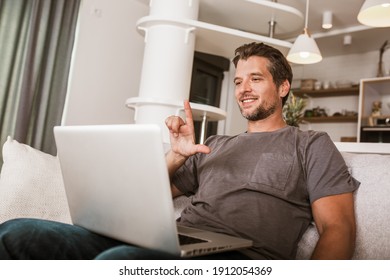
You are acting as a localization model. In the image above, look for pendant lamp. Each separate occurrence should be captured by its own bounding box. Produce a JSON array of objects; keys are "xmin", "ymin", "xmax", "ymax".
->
[
  {"xmin": 358, "ymin": 0, "xmax": 390, "ymax": 27},
  {"xmin": 287, "ymin": 0, "xmax": 322, "ymax": 64}
]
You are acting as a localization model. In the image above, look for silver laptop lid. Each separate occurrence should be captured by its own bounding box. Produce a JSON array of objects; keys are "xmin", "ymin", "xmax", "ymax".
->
[{"xmin": 54, "ymin": 124, "xmax": 181, "ymax": 255}]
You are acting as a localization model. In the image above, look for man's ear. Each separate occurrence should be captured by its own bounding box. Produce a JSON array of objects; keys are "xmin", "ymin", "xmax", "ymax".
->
[{"xmin": 279, "ymin": 80, "xmax": 291, "ymax": 98}]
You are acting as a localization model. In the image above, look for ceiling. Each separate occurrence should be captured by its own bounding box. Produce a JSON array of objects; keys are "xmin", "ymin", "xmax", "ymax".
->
[{"xmin": 198, "ymin": 0, "xmax": 390, "ymax": 58}]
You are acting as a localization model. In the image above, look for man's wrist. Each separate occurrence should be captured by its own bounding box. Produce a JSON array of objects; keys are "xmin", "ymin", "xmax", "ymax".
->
[
  {"xmin": 167, "ymin": 150, "xmax": 188, "ymax": 165},
  {"xmin": 166, "ymin": 150, "xmax": 189, "ymax": 178}
]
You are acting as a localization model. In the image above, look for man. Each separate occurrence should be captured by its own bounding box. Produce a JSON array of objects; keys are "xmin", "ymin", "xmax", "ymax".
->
[
  {"xmin": 166, "ymin": 42, "xmax": 359, "ymax": 259},
  {"xmin": 0, "ymin": 42, "xmax": 359, "ymax": 259}
]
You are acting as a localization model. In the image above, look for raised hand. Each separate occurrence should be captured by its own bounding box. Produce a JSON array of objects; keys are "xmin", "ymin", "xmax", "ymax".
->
[{"xmin": 165, "ymin": 100, "xmax": 211, "ymax": 158}]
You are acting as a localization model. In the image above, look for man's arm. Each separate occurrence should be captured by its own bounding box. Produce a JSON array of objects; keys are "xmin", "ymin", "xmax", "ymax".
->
[
  {"xmin": 165, "ymin": 100, "xmax": 211, "ymax": 198},
  {"xmin": 166, "ymin": 150, "xmax": 187, "ymax": 198},
  {"xmin": 310, "ymin": 192, "xmax": 356, "ymax": 259}
]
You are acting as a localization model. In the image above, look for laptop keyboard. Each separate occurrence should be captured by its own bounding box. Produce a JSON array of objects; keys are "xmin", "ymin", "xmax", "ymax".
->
[{"xmin": 178, "ymin": 234, "xmax": 208, "ymax": 245}]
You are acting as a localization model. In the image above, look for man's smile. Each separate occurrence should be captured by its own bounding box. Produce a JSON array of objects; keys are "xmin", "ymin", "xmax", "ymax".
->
[{"xmin": 240, "ymin": 96, "xmax": 258, "ymax": 106}]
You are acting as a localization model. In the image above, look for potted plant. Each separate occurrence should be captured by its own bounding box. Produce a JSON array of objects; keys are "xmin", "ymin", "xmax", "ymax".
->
[{"xmin": 283, "ymin": 91, "xmax": 307, "ymax": 127}]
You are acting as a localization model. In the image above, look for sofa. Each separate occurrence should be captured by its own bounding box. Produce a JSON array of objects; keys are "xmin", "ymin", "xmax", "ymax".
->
[{"xmin": 1, "ymin": 136, "xmax": 390, "ymax": 259}]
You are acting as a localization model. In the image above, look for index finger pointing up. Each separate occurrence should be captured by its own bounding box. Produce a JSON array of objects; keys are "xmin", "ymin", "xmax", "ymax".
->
[{"xmin": 183, "ymin": 100, "xmax": 194, "ymax": 127}]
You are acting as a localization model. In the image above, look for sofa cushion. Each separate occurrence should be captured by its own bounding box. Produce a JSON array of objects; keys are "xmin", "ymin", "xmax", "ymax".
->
[
  {"xmin": 0, "ymin": 137, "xmax": 71, "ymax": 224},
  {"xmin": 343, "ymin": 152, "xmax": 390, "ymax": 259}
]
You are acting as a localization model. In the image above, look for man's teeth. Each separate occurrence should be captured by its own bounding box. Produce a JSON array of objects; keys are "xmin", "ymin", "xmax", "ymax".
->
[{"xmin": 242, "ymin": 98, "xmax": 256, "ymax": 103}]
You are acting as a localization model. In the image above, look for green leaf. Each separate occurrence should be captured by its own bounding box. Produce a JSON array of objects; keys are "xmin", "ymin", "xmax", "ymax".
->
[{"xmin": 283, "ymin": 91, "xmax": 307, "ymax": 127}]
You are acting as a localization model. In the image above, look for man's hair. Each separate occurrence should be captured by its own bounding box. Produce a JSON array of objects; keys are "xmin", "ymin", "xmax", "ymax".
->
[{"xmin": 232, "ymin": 42, "xmax": 293, "ymax": 106}]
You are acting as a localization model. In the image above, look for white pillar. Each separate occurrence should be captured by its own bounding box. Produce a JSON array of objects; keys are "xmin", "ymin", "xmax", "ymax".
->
[{"xmin": 131, "ymin": 0, "xmax": 199, "ymax": 143}]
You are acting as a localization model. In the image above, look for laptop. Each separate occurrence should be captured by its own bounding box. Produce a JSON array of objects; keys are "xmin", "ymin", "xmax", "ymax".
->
[{"xmin": 53, "ymin": 124, "xmax": 252, "ymax": 258}]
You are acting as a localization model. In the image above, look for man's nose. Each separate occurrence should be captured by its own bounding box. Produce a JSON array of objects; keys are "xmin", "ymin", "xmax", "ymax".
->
[{"xmin": 239, "ymin": 80, "xmax": 251, "ymax": 93}]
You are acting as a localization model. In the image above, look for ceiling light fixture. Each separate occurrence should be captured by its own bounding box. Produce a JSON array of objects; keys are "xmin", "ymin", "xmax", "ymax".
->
[
  {"xmin": 287, "ymin": 0, "xmax": 322, "ymax": 64},
  {"xmin": 322, "ymin": 11, "xmax": 333, "ymax": 29},
  {"xmin": 358, "ymin": 0, "xmax": 390, "ymax": 27},
  {"xmin": 343, "ymin": 35, "xmax": 352, "ymax": 45}
]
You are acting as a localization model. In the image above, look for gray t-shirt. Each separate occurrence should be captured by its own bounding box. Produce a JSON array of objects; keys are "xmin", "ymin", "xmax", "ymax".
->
[{"xmin": 172, "ymin": 126, "xmax": 360, "ymax": 259}]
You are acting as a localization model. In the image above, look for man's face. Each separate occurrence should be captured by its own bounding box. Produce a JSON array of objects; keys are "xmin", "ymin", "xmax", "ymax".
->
[{"xmin": 233, "ymin": 56, "xmax": 281, "ymax": 121}]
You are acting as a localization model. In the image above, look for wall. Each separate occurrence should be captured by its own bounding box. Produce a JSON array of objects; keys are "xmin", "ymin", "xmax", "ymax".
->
[
  {"xmin": 291, "ymin": 51, "xmax": 380, "ymax": 88},
  {"xmin": 62, "ymin": 0, "xmax": 148, "ymax": 125}
]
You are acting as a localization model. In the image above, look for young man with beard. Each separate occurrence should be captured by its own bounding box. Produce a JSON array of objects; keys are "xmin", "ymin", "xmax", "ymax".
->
[
  {"xmin": 0, "ymin": 42, "xmax": 359, "ymax": 260},
  {"xmin": 165, "ymin": 42, "xmax": 359, "ymax": 259}
]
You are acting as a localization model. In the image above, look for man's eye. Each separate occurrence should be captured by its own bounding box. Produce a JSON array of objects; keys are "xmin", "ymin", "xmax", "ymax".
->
[{"xmin": 234, "ymin": 81, "xmax": 242, "ymax": 86}]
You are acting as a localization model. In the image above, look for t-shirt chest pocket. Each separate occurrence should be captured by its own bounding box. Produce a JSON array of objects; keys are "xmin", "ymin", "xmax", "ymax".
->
[{"xmin": 249, "ymin": 153, "xmax": 293, "ymax": 191}]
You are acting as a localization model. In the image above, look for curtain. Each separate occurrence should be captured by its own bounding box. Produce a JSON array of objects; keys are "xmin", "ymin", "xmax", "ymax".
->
[{"xmin": 0, "ymin": 0, "xmax": 81, "ymax": 165}]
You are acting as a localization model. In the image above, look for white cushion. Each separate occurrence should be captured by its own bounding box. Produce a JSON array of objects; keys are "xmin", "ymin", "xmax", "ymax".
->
[
  {"xmin": 173, "ymin": 195, "xmax": 190, "ymax": 219},
  {"xmin": 0, "ymin": 137, "xmax": 71, "ymax": 224},
  {"xmin": 342, "ymin": 152, "xmax": 390, "ymax": 259}
]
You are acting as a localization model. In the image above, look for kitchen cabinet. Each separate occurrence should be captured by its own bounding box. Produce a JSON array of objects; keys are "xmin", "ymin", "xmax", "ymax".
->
[
  {"xmin": 293, "ymin": 87, "xmax": 359, "ymax": 123},
  {"xmin": 357, "ymin": 77, "xmax": 390, "ymax": 142}
]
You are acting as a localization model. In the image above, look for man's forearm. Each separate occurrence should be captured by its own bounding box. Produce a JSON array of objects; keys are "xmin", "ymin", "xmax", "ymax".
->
[
  {"xmin": 166, "ymin": 150, "xmax": 188, "ymax": 179},
  {"xmin": 310, "ymin": 225, "xmax": 355, "ymax": 259},
  {"xmin": 166, "ymin": 150, "xmax": 187, "ymax": 198}
]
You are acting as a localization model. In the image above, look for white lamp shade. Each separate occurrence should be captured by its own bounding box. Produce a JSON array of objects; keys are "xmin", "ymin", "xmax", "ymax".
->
[
  {"xmin": 358, "ymin": 0, "xmax": 390, "ymax": 27},
  {"xmin": 287, "ymin": 33, "xmax": 322, "ymax": 64}
]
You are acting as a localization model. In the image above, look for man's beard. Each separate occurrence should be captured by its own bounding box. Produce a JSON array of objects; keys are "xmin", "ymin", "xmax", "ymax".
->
[{"xmin": 239, "ymin": 103, "xmax": 277, "ymax": 121}]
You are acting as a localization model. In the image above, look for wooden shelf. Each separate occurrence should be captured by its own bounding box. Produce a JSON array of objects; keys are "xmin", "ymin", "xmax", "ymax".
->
[
  {"xmin": 362, "ymin": 126, "xmax": 390, "ymax": 132},
  {"xmin": 293, "ymin": 87, "xmax": 359, "ymax": 98},
  {"xmin": 302, "ymin": 116, "xmax": 358, "ymax": 123}
]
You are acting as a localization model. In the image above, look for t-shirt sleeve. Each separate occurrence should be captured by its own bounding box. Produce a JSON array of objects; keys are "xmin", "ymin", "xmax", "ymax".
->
[
  {"xmin": 171, "ymin": 135, "xmax": 219, "ymax": 196},
  {"xmin": 171, "ymin": 154, "xmax": 199, "ymax": 196},
  {"xmin": 305, "ymin": 133, "xmax": 360, "ymax": 204}
]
